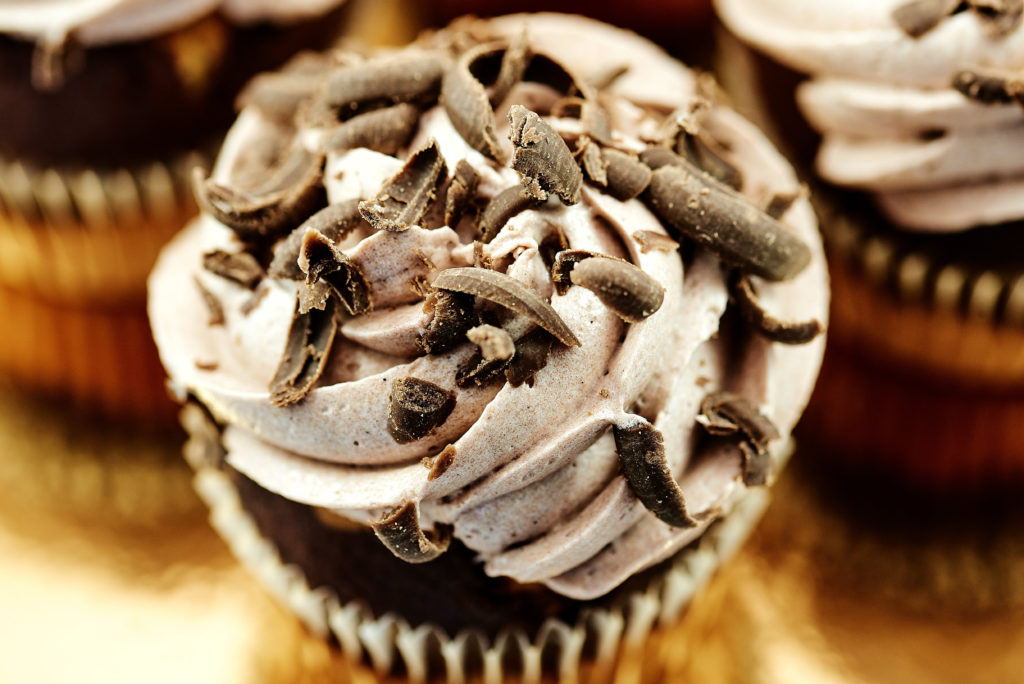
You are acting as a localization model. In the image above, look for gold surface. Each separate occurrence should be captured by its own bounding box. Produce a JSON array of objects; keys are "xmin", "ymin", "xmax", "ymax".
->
[{"xmin": 2, "ymin": 380, "xmax": 1023, "ymax": 683}]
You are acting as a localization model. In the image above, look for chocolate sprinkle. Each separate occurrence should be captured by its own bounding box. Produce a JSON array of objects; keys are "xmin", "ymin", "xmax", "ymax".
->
[
  {"xmin": 478, "ymin": 185, "xmax": 542, "ymax": 243},
  {"xmin": 298, "ymin": 229, "xmax": 372, "ymax": 316},
  {"xmin": 372, "ymin": 502, "xmax": 451, "ymax": 563},
  {"xmin": 433, "ymin": 267, "xmax": 580, "ymax": 347},
  {"xmin": 442, "ymin": 44, "xmax": 506, "ymax": 161},
  {"xmin": 698, "ymin": 392, "xmax": 780, "ymax": 487},
  {"xmin": 323, "ymin": 103, "xmax": 421, "ymax": 155},
  {"xmin": 269, "ymin": 200, "xmax": 364, "ymax": 281},
  {"xmin": 193, "ymin": 276, "xmax": 225, "ymax": 327},
  {"xmin": 729, "ymin": 272, "xmax": 823, "ymax": 345},
  {"xmin": 614, "ymin": 422, "xmax": 696, "ymax": 528},
  {"xmin": 326, "ymin": 53, "xmax": 445, "ymax": 116},
  {"xmin": 269, "ymin": 297, "xmax": 338, "ymax": 407},
  {"xmin": 467, "ymin": 324, "xmax": 515, "ymax": 361},
  {"xmin": 602, "ymin": 149, "xmax": 653, "ymax": 201},
  {"xmin": 892, "ymin": 0, "xmax": 961, "ymax": 36},
  {"xmin": 387, "ymin": 377, "xmax": 456, "ymax": 443},
  {"xmin": 645, "ymin": 162, "xmax": 812, "ymax": 282},
  {"xmin": 508, "ymin": 105, "xmax": 582, "ymax": 204},
  {"xmin": 359, "ymin": 139, "xmax": 448, "ymax": 232},
  {"xmin": 201, "ymin": 250, "xmax": 263, "ymax": 289},
  {"xmin": 505, "ymin": 328, "xmax": 554, "ymax": 387},
  {"xmin": 569, "ymin": 257, "xmax": 665, "ymax": 323},
  {"xmin": 444, "ymin": 160, "xmax": 479, "ymax": 228},
  {"xmin": 418, "ymin": 290, "xmax": 478, "ymax": 355}
]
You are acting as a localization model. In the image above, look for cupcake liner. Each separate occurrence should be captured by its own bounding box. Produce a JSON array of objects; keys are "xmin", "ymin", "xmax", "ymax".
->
[
  {"xmin": 187, "ymin": 429, "xmax": 780, "ymax": 683},
  {"xmin": 0, "ymin": 150, "xmax": 205, "ymax": 305}
]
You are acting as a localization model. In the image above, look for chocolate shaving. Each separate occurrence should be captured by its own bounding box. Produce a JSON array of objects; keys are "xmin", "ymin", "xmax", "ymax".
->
[
  {"xmin": 953, "ymin": 67, "xmax": 1024, "ymax": 105},
  {"xmin": 645, "ymin": 162, "xmax": 812, "ymax": 282},
  {"xmin": 679, "ymin": 133, "xmax": 743, "ymax": 191},
  {"xmin": 508, "ymin": 105, "xmax": 583, "ymax": 204},
  {"xmin": 892, "ymin": 0, "xmax": 961, "ymax": 36},
  {"xmin": 639, "ymin": 146, "xmax": 680, "ymax": 171},
  {"xmin": 433, "ymin": 267, "xmax": 580, "ymax": 347},
  {"xmin": 970, "ymin": 0, "xmax": 1023, "ymax": 37},
  {"xmin": 456, "ymin": 352, "xmax": 510, "ymax": 388},
  {"xmin": 478, "ymin": 185, "xmax": 542, "ymax": 243},
  {"xmin": 193, "ymin": 277, "xmax": 225, "ymax": 327},
  {"xmin": 570, "ymin": 257, "xmax": 665, "ymax": 323},
  {"xmin": 372, "ymin": 501, "xmax": 451, "ymax": 563},
  {"xmin": 323, "ymin": 103, "xmax": 421, "ymax": 155},
  {"xmin": 269, "ymin": 200, "xmax": 364, "ymax": 281},
  {"xmin": 632, "ymin": 230, "xmax": 679, "ymax": 253},
  {"xmin": 505, "ymin": 328, "xmax": 554, "ymax": 387},
  {"xmin": 538, "ymin": 222, "xmax": 570, "ymax": 271},
  {"xmin": 579, "ymin": 137, "xmax": 608, "ymax": 187},
  {"xmin": 490, "ymin": 34, "xmax": 531, "ymax": 107},
  {"xmin": 428, "ymin": 445, "xmax": 457, "ymax": 481},
  {"xmin": 729, "ymin": 272, "xmax": 823, "ymax": 345},
  {"xmin": 764, "ymin": 190, "xmax": 801, "ymax": 220},
  {"xmin": 442, "ymin": 43, "xmax": 506, "ymax": 161},
  {"xmin": 444, "ymin": 160, "xmax": 479, "ymax": 228},
  {"xmin": 551, "ymin": 249, "xmax": 599, "ymax": 296},
  {"xmin": 387, "ymin": 377, "xmax": 456, "ymax": 443},
  {"xmin": 326, "ymin": 53, "xmax": 445, "ymax": 116},
  {"xmin": 298, "ymin": 229, "xmax": 372, "ymax": 315},
  {"xmin": 269, "ymin": 296, "xmax": 338, "ymax": 407},
  {"xmin": 418, "ymin": 290, "xmax": 478, "ymax": 354},
  {"xmin": 202, "ymin": 250, "xmax": 263, "ymax": 289},
  {"xmin": 614, "ymin": 422, "xmax": 696, "ymax": 528},
  {"xmin": 194, "ymin": 360, "xmax": 219, "ymax": 371},
  {"xmin": 236, "ymin": 71, "xmax": 321, "ymax": 121},
  {"xmin": 467, "ymin": 324, "xmax": 515, "ymax": 361},
  {"xmin": 192, "ymin": 146, "xmax": 325, "ymax": 241},
  {"xmin": 603, "ymin": 149, "xmax": 653, "ymax": 201},
  {"xmin": 359, "ymin": 139, "xmax": 448, "ymax": 232},
  {"xmin": 698, "ymin": 392, "xmax": 780, "ymax": 487}
]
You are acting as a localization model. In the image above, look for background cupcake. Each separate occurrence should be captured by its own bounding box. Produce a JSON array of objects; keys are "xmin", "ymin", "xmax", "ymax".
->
[
  {"xmin": 150, "ymin": 12, "xmax": 828, "ymax": 679},
  {"xmin": 0, "ymin": 0, "xmax": 350, "ymax": 422},
  {"xmin": 716, "ymin": 0, "xmax": 1024, "ymax": 491}
]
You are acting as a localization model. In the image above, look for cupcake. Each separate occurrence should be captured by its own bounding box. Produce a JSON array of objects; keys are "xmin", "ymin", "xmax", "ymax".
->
[
  {"xmin": 0, "ymin": 0, "xmax": 349, "ymax": 421},
  {"xmin": 716, "ymin": 0, "xmax": 1024, "ymax": 490},
  {"xmin": 150, "ymin": 13, "xmax": 828, "ymax": 679}
]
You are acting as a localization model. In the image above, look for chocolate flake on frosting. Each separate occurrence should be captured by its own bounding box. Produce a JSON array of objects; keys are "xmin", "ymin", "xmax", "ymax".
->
[
  {"xmin": 428, "ymin": 445, "xmax": 457, "ymax": 481},
  {"xmin": 298, "ymin": 229, "xmax": 372, "ymax": 315},
  {"xmin": 645, "ymin": 162, "xmax": 812, "ymax": 282},
  {"xmin": 387, "ymin": 377, "xmax": 456, "ymax": 443},
  {"xmin": 444, "ymin": 160, "xmax": 479, "ymax": 228},
  {"xmin": 729, "ymin": 272, "xmax": 823, "ymax": 345},
  {"xmin": 892, "ymin": 0, "xmax": 961, "ymax": 38},
  {"xmin": 508, "ymin": 105, "xmax": 583, "ymax": 204},
  {"xmin": 269, "ymin": 200, "xmax": 364, "ymax": 281},
  {"xmin": 490, "ymin": 33, "xmax": 531, "ymax": 107},
  {"xmin": 269, "ymin": 297, "xmax": 338, "ymax": 407},
  {"xmin": 953, "ymin": 67, "xmax": 1024, "ymax": 105},
  {"xmin": 433, "ymin": 267, "xmax": 580, "ymax": 347},
  {"xmin": 201, "ymin": 250, "xmax": 263, "ymax": 289},
  {"xmin": 418, "ymin": 290, "xmax": 478, "ymax": 354},
  {"xmin": 359, "ymin": 139, "xmax": 448, "ymax": 232},
  {"xmin": 442, "ymin": 43, "xmax": 507, "ymax": 161},
  {"xmin": 551, "ymin": 249, "xmax": 598, "ymax": 296},
  {"xmin": 602, "ymin": 148, "xmax": 653, "ymax": 201},
  {"xmin": 632, "ymin": 230, "xmax": 679, "ymax": 253},
  {"xmin": 970, "ymin": 0, "xmax": 1023, "ymax": 37},
  {"xmin": 698, "ymin": 392, "xmax": 780, "ymax": 487},
  {"xmin": 371, "ymin": 501, "xmax": 451, "ymax": 563},
  {"xmin": 505, "ymin": 328, "xmax": 554, "ymax": 387},
  {"xmin": 193, "ymin": 276, "xmax": 225, "ymax": 327},
  {"xmin": 569, "ymin": 256, "xmax": 665, "ymax": 323},
  {"xmin": 478, "ymin": 185, "xmax": 542, "ymax": 243},
  {"xmin": 613, "ymin": 422, "xmax": 697, "ymax": 528},
  {"xmin": 323, "ymin": 103, "xmax": 421, "ymax": 155},
  {"xmin": 326, "ymin": 53, "xmax": 445, "ymax": 117},
  {"xmin": 236, "ymin": 71, "xmax": 322, "ymax": 122}
]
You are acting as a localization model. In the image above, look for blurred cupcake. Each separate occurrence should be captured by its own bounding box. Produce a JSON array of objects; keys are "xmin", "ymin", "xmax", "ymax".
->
[
  {"xmin": 0, "ymin": 0, "xmax": 349, "ymax": 421},
  {"xmin": 150, "ymin": 12, "xmax": 827, "ymax": 679},
  {"xmin": 716, "ymin": 0, "xmax": 1024, "ymax": 491}
]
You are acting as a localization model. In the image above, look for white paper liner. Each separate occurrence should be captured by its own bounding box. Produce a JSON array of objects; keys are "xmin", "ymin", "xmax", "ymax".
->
[{"xmin": 189, "ymin": 441, "xmax": 787, "ymax": 683}]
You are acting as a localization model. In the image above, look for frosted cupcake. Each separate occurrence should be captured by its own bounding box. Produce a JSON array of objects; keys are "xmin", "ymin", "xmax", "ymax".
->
[
  {"xmin": 0, "ymin": 0, "xmax": 348, "ymax": 420},
  {"xmin": 150, "ymin": 13, "xmax": 828, "ymax": 679},
  {"xmin": 717, "ymin": 0, "xmax": 1024, "ymax": 490}
]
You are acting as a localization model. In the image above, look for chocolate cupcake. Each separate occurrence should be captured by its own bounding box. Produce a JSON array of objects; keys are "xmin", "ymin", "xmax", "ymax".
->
[
  {"xmin": 716, "ymin": 0, "xmax": 1024, "ymax": 491},
  {"xmin": 149, "ymin": 13, "xmax": 828, "ymax": 679},
  {"xmin": 0, "ymin": 0, "xmax": 349, "ymax": 421}
]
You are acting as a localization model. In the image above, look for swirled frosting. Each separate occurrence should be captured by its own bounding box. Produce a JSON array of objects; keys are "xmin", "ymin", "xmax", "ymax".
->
[
  {"xmin": 149, "ymin": 13, "xmax": 828, "ymax": 600},
  {"xmin": 716, "ymin": 0, "xmax": 1024, "ymax": 232},
  {"xmin": 0, "ymin": 0, "xmax": 346, "ymax": 47}
]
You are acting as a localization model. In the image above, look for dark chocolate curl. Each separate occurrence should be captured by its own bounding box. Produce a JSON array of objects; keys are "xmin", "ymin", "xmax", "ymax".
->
[
  {"xmin": 298, "ymin": 229, "xmax": 372, "ymax": 315},
  {"xmin": 614, "ymin": 421, "xmax": 696, "ymax": 528},
  {"xmin": 192, "ymin": 146, "xmax": 325, "ymax": 241},
  {"xmin": 603, "ymin": 149, "xmax": 652, "ymax": 201},
  {"xmin": 645, "ymin": 163, "xmax": 812, "ymax": 282},
  {"xmin": 570, "ymin": 256, "xmax": 665, "ymax": 323},
  {"xmin": 417, "ymin": 290, "xmax": 477, "ymax": 354},
  {"xmin": 504, "ymin": 328, "xmax": 554, "ymax": 387},
  {"xmin": 698, "ymin": 392, "xmax": 780, "ymax": 487},
  {"xmin": 442, "ymin": 44, "xmax": 505, "ymax": 161},
  {"xmin": 551, "ymin": 249, "xmax": 598, "ymax": 296},
  {"xmin": 490, "ymin": 35, "xmax": 530, "ymax": 107},
  {"xmin": 433, "ymin": 267, "xmax": 580, "ymax": 347},
  {"xmin": 326, "ymin": 52, "xmax": 445, "ymax": 114},
  {"xmin": 372, "ymin": 501, "xmax": 451, "ymax": 563},
  {"xmin": 323, "ymin": 103, "xmax": 421, "ymax": 155},
  {"xmin": 387, "ymin": 377, "xmax": 456, "ymax": 443},
  {"xmin": 269, "ymin": 200, "xmax": 364, "ymax": 281},
  {"xmin": 970, "ymin": 0, "xmax": 1023, "ymax": 37},
  {"xmin": 892, "ymin": 0, "xmax": 960, "ymax": 37},
  {"xmin": 508, "ymin": 104, "xmax": 582, "ymax": 204},
  {"xmin": 202, "ymin": 250, "xmax": 263, "ymax": 289},
  {"xmin": 236, "ymin": 71, "xmax": 322, "ymax": 121},
  {"xmin": 730, "ymin": 272, "xmax": 823, "ymax": 345},
  {"xmin": 269, "ymin": 297, "xmax": 338, "ymax": 407},
  {"xmin": 444, "ymin": 160, "xmax": 479, "ymax": 228},
  {"xmin": 953, "ymin": 68, "xmax": 1024, "ymax": 105},
  {"xmin": 359, "ymin": 139, "xmax": 448, "ymax": 232},
  {"xmin": 478, "ymin": 185, "xmax": 542, "ymax": 243}
]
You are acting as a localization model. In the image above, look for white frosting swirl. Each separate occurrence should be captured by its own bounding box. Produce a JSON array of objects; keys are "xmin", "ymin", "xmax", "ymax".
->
[
  {"xmin": 0, "ymin": 0, "xmax": 346, "ymax": 47},
  {"xmin": 149, "ymin": 14, "xmax": 828, "ymax": 600},
  {"xmin": 717, "ymin": 0, "xmax": 1024, "ymax": 231}
]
